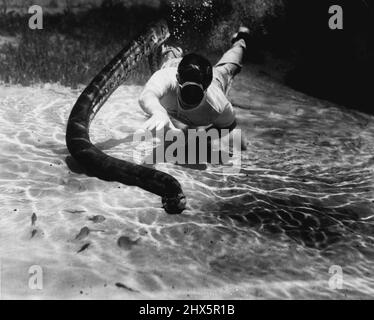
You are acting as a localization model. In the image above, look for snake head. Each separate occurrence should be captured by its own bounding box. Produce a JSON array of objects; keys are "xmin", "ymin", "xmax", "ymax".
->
[{"xmin": 162, "ymin": 193, "xmax": 186, "ymax": 214}]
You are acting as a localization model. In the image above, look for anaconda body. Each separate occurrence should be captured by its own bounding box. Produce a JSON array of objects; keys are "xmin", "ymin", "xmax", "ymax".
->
[{"xmin": 66, "ymin": 20, "xmax": 186, "ymax": 214}]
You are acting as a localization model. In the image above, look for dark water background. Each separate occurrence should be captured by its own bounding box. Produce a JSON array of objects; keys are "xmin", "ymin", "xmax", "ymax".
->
[{"xmin": 0, "ymin": 0, "xmax": 373, "ymax": 113}]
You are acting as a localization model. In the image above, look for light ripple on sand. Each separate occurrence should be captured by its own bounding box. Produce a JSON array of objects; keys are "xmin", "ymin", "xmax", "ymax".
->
[{"xmin": 0, "ymin": 74, "xmax": 374, "ymax": 299}]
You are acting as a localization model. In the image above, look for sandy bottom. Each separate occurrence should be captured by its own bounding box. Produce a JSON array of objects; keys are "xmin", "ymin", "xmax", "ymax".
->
[{"xmin": 0, "ymin": 69, "xmax": 374, "ymax": 299}]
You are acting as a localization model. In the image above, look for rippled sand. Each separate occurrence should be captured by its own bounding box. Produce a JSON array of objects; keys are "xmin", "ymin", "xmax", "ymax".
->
[{"xmin": 0, "ymin": 69, "xmax": 374, "ymax": 299}]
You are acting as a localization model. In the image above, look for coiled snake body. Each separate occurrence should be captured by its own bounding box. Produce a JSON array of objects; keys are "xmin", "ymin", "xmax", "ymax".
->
[{"xmin": 66, "ymin": 20, "xmax": 186, "ymax": 214}]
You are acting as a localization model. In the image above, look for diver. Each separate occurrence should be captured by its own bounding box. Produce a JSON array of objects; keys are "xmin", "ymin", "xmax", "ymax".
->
[{"xmin": 138, "ymin": 26, "xmax": 250, "ymax": 157}]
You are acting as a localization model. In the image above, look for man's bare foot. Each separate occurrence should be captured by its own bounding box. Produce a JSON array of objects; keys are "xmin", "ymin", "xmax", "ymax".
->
[{"xmin": 231, "ymin": 26, "xmax": 251, "ymax": 46}]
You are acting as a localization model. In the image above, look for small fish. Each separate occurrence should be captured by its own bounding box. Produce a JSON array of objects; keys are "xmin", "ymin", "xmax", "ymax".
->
[
  {"xmin": 31, "ymin": 213, "xmax": 37, "ymax": 226},
  {"xmin": 77, "ymin": 243, "xmax": 90, "ymax": 253},
  {"xmin": 115, "ymin": 282, "xmax": 139, "ymax": 293},
  {"xmin": 75, "ymin": 227, "xmax": 90, "ymax": 240},
  {"xmin": 31, "ymin": 229, "xmax": 38, "ymax": 238},
  {"xmin": 88, "ymin": 215, "xmax": 106, "ymax": 223},
  {"xmin": 89, "ymin": 229, "xmax": 106, "ymax": 235},
  {"xmin": 117, "ymin": 236, "xmax": 140, "ymax": 250},
  {"xmin": 64, "ymin": 209, "xmax": 86, "ymax": 214}
]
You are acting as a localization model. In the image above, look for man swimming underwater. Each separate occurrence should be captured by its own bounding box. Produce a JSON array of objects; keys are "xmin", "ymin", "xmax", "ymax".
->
[{"xmin": 138, "ymin": 27, "xmax": 250, "ymax": 156}]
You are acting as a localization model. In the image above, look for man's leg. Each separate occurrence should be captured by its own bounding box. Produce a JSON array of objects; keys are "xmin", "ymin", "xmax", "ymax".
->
[
  {"xmin": 148, "ymin": 44, "xmax": 183, "ymax": 72},
  {"xmin": 160, "ymin": 45, "xmax": 183, "ymax": 69},
  {"xmin": 214, "ymin": 27, "xmax": 250, "ymax": 94}
]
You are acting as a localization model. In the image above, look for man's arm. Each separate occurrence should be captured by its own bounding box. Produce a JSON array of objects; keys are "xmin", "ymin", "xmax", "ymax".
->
[
  {"xmin": 138, "ymin": 69, "xmax": 174, "ymax": 132},
  {"xmin": 138, "ymin": 90, "xmax": 168, "ymax": 117}
]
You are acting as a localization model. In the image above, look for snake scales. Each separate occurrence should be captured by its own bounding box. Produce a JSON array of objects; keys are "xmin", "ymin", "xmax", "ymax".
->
[{"xmin": 66, "ymin": 20, "xmax": 186, "ymax": 214}]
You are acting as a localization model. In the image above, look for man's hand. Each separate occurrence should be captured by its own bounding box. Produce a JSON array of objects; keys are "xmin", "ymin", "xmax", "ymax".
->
[{"xmin": 142, "ymin": 111, "xmax": 171, "ymax": 132}]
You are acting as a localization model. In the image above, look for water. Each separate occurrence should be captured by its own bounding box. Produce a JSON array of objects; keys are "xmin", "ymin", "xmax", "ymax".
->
[
  {"xmin": 169, "ymin": 0, "xmax": 214, "ymax": 40},
  {"xmin": 0, "ymin": 67, "xmax": 374, "ymax": 299}
]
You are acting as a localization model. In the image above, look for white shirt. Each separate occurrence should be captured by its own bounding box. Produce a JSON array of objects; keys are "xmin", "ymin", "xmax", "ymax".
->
[{"xmin": 141, "ymin": 67, "xmax": 236, "ymax": 128}]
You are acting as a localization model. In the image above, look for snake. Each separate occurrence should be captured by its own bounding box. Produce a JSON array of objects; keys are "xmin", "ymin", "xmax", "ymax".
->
[{"xmin": 66, "ymin": 20, "xmax": 186, "ymax": 214}]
